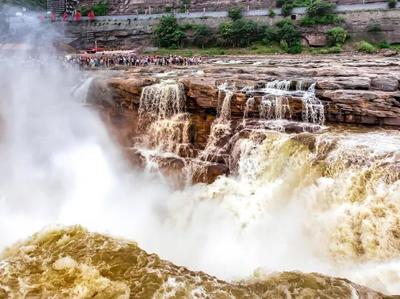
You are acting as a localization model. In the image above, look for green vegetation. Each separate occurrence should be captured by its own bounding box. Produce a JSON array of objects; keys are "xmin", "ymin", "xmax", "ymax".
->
[
  {"xmin": 327, "ymin": 27, "xmax": 347, "ymax": 46},
  {"xmin": 154, "ymin": 15, "xmax": 185, "ymax": 48},
  {"xmin": 276, "ymin": 20, "xmax": 302, "ymax": 54},
  {"xmin": 387, "ymin": 0, "xmax": 397, "ymax": 8},
  {"xmin": 219, "ymin": 19, "xmax": 263, "ymax": 47},
  {"xmin": 378, "ymin": 40, "xmax": 390, "ymax": 48},
  {"xmin": 153, "ymin": 7, "xmax": 304, "ymax": 54},
  {"xmin": 310, "ymin": 46, "xmax": 342, "ymax": 54},
  {"xmin": 276, "ymin": 0, "xmax": 310, "ymax": 17},
  {"xmin": 193, "ymin": 24, "xmax": 213, "ymax": 48},
  {"xmin": 81, "ymin": 1, "xmax": 109, "ymax": 16},
  {"xmin": 367, "ymin": 21, "xmax": 381, "ymax": 32},
  {"xmin": 227, "ymin": 6, "xmax": 243, "ymax": 21},
  {"xmin": 282, "ymin": 1, "xmax": 295, "ymax": 17},
  {"xmin": 300, "ymin": 0, "xmax": 342, "ymax": 26},
  {"xmin": 263, "ymin": 26, "xmax": 278, "ymax": 44},
  {"xmin": 145, "ymin": 43, "xmax": 283, "ymax": 57},
  {"xmin": 92, "ymin": 1, "xmax": 108, "ymax": 16},
  {"xmin": 268, "ymin": 8, "xmax": 276, "ymax": 18},
  {"xmin": 357, "ymin": 41, "xmax": 378, "ymax": 53},
  {"xmin": 219, "ymin": 7, "xmax": 264, "ymax": 47},
  {"xmin": 180, "ymin": 0, "xmax": 191, "ymax": 12}
]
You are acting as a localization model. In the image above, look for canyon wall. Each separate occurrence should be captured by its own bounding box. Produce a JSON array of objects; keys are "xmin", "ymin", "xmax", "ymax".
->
[
  {"xmin": 79, "ymin": 0, "xmax": 387, "ymax": 14},
  {"xmin": 64, "ymin": 9, "xmax": 400, "ymax": 49}
]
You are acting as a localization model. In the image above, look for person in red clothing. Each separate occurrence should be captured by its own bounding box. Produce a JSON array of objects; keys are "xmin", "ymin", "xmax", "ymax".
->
[
  {"xmin": 39, "ymin": 15, "xmax": 46, "ymax": 22},
  {"xmin": 50, "ymin": 11, "xmax": 56, "ymax": 22},
  {"xmin": 74, "ymin": 10, "xmax": 81, "ymax": 21},
  {"xmin": 62, "ymin": 11, "xmax": 69, "ymax": 22},
  {"xmin": 88, "ymin": 9, "xmax": 95, "ymax": 21}
]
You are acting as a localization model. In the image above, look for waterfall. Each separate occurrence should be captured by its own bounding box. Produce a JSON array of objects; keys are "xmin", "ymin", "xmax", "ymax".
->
[
  {"xmin": 265, "ymin": 80, "xmax": 291, "ymax": 93},
  {"xmin": 243, "ymin": 97, "xmax": 255, "ymax": 125},
  {"xmin": 301, "ymin": 83, "xmax": 325, "ymax": 125},
  {"xmin": 137, "ymin": 80, "xmax": 189, "ymax": 152},
  {"xmin": 241, "ymin": 80, "xmax": 325, "ymax": 125},
  {"xmin": 139, "ymin": 80, "xmax": 186, "ymax": 121},
  {"xmin": 136, "ymin": 81, "xmax": 191, "ymax": 179},
  {"xmin": 71, "ymin": 77, "xmax": 94, "ymax": 104}
]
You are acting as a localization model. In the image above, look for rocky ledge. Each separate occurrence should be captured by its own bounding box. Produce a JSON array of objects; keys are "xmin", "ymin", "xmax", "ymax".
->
[{"xmin": 87, "ymin": 55, "xmax": 400, "ymax": 184}]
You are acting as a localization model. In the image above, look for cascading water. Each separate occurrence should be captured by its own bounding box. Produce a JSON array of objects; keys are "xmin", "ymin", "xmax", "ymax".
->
[
  {"xmin": 71, "ymin": 77, "xmax": 94, "ymax": 104},
  {"xmin": 138, "ymin": 80, "xmax": 186, "ymax": 121},
  {"xmin": 137, "ymin": 80, "xmax": 190, "ymax": 154},
  {"xmin": 301, "ymin": 83, "xmax": 325, "ymax": 125},
  {"xmin": 242, "ymin": 79, "xmax": 325, "ymax": 125},
  {"xmin": 2, "ymin": 18, "xmax": 400, "ymax": 297}
]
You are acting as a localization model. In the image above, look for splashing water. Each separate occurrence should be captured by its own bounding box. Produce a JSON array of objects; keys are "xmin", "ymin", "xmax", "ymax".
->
[
  {"xmin": 302, "ymin": 83, "xmax": 325, "ymax": 125},
  {"xmin": 242, "ymin": 80, "xmax": 325, "ymax": 125},
  {"xmin": 1, "ymin": 21, "xmax": 400, "ymax": 297},
  {"xmin": 71, "ymin": 77, "xmax": 94, "ymax": 104},
  {"xmin": 138, "ymin": 80, "xmax": 186, "ymax": 121}
]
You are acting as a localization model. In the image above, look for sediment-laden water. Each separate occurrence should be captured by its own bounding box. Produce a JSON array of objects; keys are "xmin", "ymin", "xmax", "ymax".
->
[{"xmin": 1, "ymin": 44, "xmax": 400, "ymax": 298}]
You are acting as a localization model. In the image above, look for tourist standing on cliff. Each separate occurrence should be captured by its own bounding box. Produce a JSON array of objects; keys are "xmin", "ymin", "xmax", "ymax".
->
[
  {"xmin": 73, "ymin": 10, "xmax": 81, "ymax": 22},
  {"xmin": 62, "ymin": 11, "xmax": 69, "ymax": 22},
  {"xmin": 88, "ymin": 10, "xmax": 95, "ymax": 22}
]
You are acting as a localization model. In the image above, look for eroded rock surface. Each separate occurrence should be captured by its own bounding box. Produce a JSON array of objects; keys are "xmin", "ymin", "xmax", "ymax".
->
[{"xmin": 87, "ymin": 55, "xmax": 400, "ymax": 184}]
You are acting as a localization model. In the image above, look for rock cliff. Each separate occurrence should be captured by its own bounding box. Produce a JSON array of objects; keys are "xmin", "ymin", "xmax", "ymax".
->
[{"xmin": 88, "ymin": 55, "xmax": 400, "ymax": 184}]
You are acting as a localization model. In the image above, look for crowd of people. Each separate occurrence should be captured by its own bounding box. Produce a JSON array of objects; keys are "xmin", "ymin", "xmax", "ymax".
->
[{"xmin": 66, "ymin": 54, "xmax": 203, "ymax": 68}]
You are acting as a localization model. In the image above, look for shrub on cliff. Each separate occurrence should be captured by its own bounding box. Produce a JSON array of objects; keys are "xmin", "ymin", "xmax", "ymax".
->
[
  {"xmin": 219, "ymin": 19, "xmax": 263, "ymax": 47},
  {"xmin": 277, "ymin": 20, "xmax": 302, "ymax": 53},
  {"xmin": 327, "ymin": 27, "xmax": 347, "ymax": 46},
  {"xmin": 300, "ymin": 0, "xmax": 341, "ymax": 25},
  {"xmin": 282, "ymin": 2, "xmax": 295, "ymax": 16},
  {"xmin": 268, "ymin": 8, "xmax": 276, "ymax": 18},
  {"xmin": 92, "ymin": 1, "xmax": 109, "ymax": 16},
  {"xmin": 388, "ymin": 0, "xmax": 397, "ymax": 8},
  {"xmin": 228, "ymin": 6, "xmax": 243, "ymax": 21},
  {"xmin": 154, "ymin": 15, "xmax": 185, "ymax": 48},
  {"xmin": 357, "ymin": 41, "xmax": 378, "ymax": 54},
  {"xmin": 193, "ymin": 25, "xmax": 213, "ymax": 48},
  {"xmin": 263, "ymin": 26, "xmax": 279, "ymax": 44}
]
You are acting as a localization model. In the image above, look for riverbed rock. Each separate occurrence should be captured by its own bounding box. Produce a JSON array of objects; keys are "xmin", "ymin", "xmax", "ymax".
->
[
  {"xmin": 370, "ymin": 76, "xmax": 399, "ymax": 92},
  {"xmin": 87, "ymin": 55, "xmax": 400, "ymax": 186},
  {"xmin": 304, "ymin": 33, "xmax": 327, "ymax": 47}
]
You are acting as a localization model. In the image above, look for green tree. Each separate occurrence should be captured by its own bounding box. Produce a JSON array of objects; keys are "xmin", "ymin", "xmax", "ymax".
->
[
  {"xmin": 268, "ymin": 8, "xmax": 276, "ymax": 18},
  {"xmin": 193, "ymin": 24, "xmax": 212, "ymax": 48},
  {"xmin": 263, "ymin": 26, "xmax": 278, "ymax": 44},
  {"xmin": 92, "ymin": 1, "xmax": 109, "ymax": 16},
  {"xmin": 306, "ymin": 0, "xmax": 335, "ymax": 18},
  {"xmin": 300, "ymin": 0, "xmax": 341, "ymax": 25},
  {"xmin": 154, "ymin": 15, "xmax": 185, "ymax": 48},
  {"xmin": 282, "ymin": 2, "xmax": 294, "ymax": 16},
  {"xmin": 219, "ymin": 19, "xmax": 261, "ymax": 47},
  {"xmin": 327, "ymin": 27, "xmax": 347, "ymax": 46},
  {"xmin": 388, "ymin": 0, "xmax": 397, "ymax": 8},
  {"xmin": 277, "ymin": 20, "xmax": 302, "ymax": 53},
  {"xmin": 228, "ymin": 6, "xmax": 243, "ymax": 21}
]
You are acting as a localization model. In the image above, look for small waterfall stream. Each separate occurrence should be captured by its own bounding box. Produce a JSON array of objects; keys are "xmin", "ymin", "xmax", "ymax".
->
[{"xmin": 242, "ymin": 79, "xmax": 325, "ymax": 125}]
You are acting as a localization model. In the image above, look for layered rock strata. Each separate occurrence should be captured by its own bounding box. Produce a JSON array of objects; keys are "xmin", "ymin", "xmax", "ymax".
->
[{"xmin": 88, "ymin": 55, "xmax": 400, "ymax": 184}]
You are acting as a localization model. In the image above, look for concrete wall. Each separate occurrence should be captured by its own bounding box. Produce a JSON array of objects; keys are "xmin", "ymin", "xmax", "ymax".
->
[{"xmin": 63, "ymin": 8, "xmax": 400, "ymax": 50}]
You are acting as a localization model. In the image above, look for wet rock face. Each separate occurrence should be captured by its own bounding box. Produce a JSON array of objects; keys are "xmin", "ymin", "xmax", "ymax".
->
[{"xmin": 88, "ymin": 55, "xmax": 400, "ymax": 185}]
